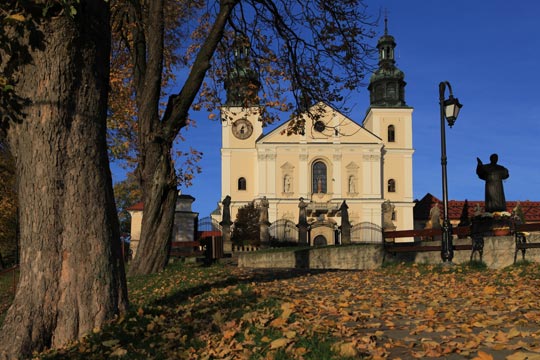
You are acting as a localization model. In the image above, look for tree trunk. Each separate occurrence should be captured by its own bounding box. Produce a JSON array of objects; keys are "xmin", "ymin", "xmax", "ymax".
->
[
  {"xmin": 128, "ymin": 141, "xmax": 177, "ymax": 276},
  {"xmin": 0, "ymin": 3, "xmax": 128, "ymax": 358}
]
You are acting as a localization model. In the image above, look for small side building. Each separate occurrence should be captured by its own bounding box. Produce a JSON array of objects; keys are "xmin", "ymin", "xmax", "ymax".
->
[{"xmin": 127, "ymin": 194, "xmax": 198, "ymax": 258}]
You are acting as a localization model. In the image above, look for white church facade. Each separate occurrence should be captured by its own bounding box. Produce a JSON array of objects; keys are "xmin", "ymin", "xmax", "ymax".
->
[{"xmin": 218, "ymin": 22, "xmax": 414, "ymax": 245}]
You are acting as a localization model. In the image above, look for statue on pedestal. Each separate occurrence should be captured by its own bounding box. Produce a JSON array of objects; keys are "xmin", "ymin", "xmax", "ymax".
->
[
  {"xmin": 339, "ymin": 201, "xmax": 351, "ymax": 244},
  {"xmin": 382, "ymin": 200, "xmax": 396, "ymax": 231},
  {"xmin": 259, "ymin": 196, "xmax": 270, "ymax": 246},
  {"xmin": 220, "ymin": 195, "xmax": 233, "ymax": 253},
  {"xmin": 476, "ymin": 154, "xmax": 509, "ymax": 213},
  {"xmin": 297, "ymin": 197, "xmax": 309, "ymax": 245}
]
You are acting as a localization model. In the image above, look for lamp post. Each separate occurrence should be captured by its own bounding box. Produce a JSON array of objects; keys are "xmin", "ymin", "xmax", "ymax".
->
[{"xmin": 439, "ymin": 81, "xmax": 463, "ymax": 263}]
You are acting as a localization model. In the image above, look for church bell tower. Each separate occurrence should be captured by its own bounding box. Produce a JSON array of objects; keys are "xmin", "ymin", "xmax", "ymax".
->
[
  {"xmin": 363, "ymin": 17, "xmax": 415, "ymax": 234},
  {"xmin": 367, "ymin": 17, "xmax": 407, "ymax": 107},
  {"xmin": 221, "ymin": 35, "xmax": 263, "ymax": 210}
]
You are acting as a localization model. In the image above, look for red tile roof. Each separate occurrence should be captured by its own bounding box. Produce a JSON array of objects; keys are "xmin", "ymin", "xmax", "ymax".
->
[
  {"xmin": 126, "ymin": 201, "xmax": 144, "ymax": 211},
  {"xmin": 414, "ymin": 193, "xmax": 540, "ymax": 223}
]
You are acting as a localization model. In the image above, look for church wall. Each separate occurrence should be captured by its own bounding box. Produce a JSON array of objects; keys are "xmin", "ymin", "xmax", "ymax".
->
[
  {"xmin": 383, "ymin": 152, "xmax": 407, "ymax": 199},
  {"xmin": 128, "ymin": 210, "xmax": 142, "ymax": 257}
]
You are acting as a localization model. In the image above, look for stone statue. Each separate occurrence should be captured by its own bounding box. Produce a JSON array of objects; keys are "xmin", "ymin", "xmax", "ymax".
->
[
  {"xmin": 476, "ymin": 154, "xmax": 509, "ymax": 213},
  {"xmin": 512, "ymin": 201, "xmax": 525, "ymax": 224},
  {"xmin": 317, "ymin": 177, "xmax": 323, "ymax": 193},
  {"xmin": 220, "ymin": 195, "xmax": 233, "ymax": 253},
  {"xmin": 348, "ymin": 176, "xmax": 355, "ymax": 193},
  {"xmin": 259, "ymin": 196, "xmax": 269, "ymax": 223},
  {"xmin": 220, "ymin": 195, "xmax": 232, "ymax": 226},
  {"xmin": 259, "ymin": 196, "xmax": 270, "ymax": 246},
  {"xmin": 297, "ymin": 197, "xmax": 309, "ymax": 245},
  {"xmin": 381, "ymin": 200, "xmax": 395, "ymax": 230},
  {"xmin": 339, "ymin": 201, "xmax": 351, "ymax": 244},
  {"xmin": 429, "ymin": 202, "xmax": 441, "ymax": 229},
  {"xmin": 298, "ymin": 197, "xmax": 308, "ymax": 225},
  {"xmin": 284, "ymin": 175, "xmax": 291, "ymax": 193},
  {"xmin": 473, "ymin": 203, "xmax": 483, "ymax": 217}
]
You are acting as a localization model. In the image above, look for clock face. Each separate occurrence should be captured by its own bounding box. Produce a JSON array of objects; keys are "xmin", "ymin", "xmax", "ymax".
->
[{"xmin": 232, "ymin": 119, "xmax": 253, "ymax": 139}]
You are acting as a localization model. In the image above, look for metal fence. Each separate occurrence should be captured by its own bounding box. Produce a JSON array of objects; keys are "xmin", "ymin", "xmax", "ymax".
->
[
  {"xmin": 269, "ymin": 219, "xmax": 298, "ymax": 243},
  {"xmin": 351, "ymin": 222, "xmax": 383, "ymax": 244}
]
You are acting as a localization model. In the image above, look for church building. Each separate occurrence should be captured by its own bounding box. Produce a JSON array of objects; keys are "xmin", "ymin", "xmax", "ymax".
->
[{"xmin": 219, "ymin": 22, "xmax": 414, "ymax": 245}]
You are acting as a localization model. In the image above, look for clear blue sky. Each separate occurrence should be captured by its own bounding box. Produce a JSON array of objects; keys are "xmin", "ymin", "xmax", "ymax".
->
[{"xmin": 113, "ymin": 0, "xmax": 540, "ymax": 218}]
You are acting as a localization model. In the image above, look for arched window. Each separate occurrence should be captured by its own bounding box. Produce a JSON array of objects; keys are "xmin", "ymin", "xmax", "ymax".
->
[
  {"xmin": 312, "ymin": 161, "xmax": 327, "ymax": 193},
  {"xmin": 387, "ymin": 179, "xmax": 396, "ymax": 193},
  {"xmin": 387, "ymin": 125, "xmax": 395, "ymax": 142},
  {"xmin": 238, "ymin": 177, "xmax": 246, "ymax": 191}
]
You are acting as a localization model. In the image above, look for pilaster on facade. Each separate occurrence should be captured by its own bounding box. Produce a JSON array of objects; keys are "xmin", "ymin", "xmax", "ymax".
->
[
  {"xmin": 267, "ymin": 152, "xmax": 277, "ymax": 197},
  {"xmin": 332, "ymin": 152, "xmax": 342, "ymax": 197},
  {"xmin": 221, "ymin": 150, "xmax": 232, "ymax": 197},
  {"xmin": 299, "ymin": 152, "xmax": 309, "ymax": 198},
  {"xmin": 362, "ymin": 152, "xmax": 382, "ymax": 198},
  {"xmin": 257, "ymin": 152, "xmax": 267, "ymax": 197},
  {"xmin": 403, "ymin": 153, "xmax": 414, "ymax": 202}
]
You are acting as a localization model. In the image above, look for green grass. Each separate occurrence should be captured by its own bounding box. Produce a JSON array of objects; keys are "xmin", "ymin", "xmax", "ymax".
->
[
  {"xmin": 10, "ymin": 260, "xmax": 539, "ymax": 359},
  {"xmin": 36, "ymin": 262, "xmax": 365, "ymax": 359}
]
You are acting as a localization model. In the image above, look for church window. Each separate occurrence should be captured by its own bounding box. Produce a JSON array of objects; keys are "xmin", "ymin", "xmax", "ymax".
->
[
  {"xmin": 387, "ymin": 179, "xmax": 396, "ymax": 193},
  {"xmin": 392, "ymin": 210, "xmax": 396, "ymax": 221},
  {"xmin": 312, "ymin": 161, "xmax": 327, "ymax": 193},
  {"xmin": 387, "ymin": 83, "xmax": 396, "ymax": 99},
  {"xmin": 388, "ymin": 125, "xmax": 395, "ymax": 142},
  {"xmin": 238, "ymin": 177, "xmax": 247, "ymax": 191}
]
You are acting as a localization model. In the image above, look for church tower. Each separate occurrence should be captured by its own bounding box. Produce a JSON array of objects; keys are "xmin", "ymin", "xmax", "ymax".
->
[
  {"xmin": 363, "ymin": 17, "xmax": 415, "ymax": 232},
  {"xmin": 221, "ymin": 35, "xmax": 262, "ymax": 208}
]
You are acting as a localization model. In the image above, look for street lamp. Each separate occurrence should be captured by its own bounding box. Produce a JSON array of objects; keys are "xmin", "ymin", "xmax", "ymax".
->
[{"xmin": 439, "ymin": 81, "xmax": 463, "ymax": 263}]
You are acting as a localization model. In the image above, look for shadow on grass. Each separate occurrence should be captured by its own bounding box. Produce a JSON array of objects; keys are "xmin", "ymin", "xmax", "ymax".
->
[
  {"xmin": 40, "ymin": 265, "xmax": 343, "ymax": 360},
  {"xmin": 150, "ymin": 266, "xmax": 338, "ymax": 309}
]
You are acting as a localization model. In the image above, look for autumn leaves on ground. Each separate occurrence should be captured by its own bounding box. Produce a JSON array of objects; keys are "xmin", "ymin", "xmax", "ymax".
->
[{"xmin": 7, "ymin": 262, "xmax": 540, "ymax": 359}]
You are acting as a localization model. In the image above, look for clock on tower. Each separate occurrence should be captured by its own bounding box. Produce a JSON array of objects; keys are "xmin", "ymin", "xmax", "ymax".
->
[{"xmin": 231, "ymin": 118, "xmax": 253, "ymax": 139}]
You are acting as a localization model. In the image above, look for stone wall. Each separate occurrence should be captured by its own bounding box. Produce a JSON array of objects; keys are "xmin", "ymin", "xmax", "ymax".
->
[{"xmin": 237, "ymin": 235, "xmax": 540, "ymax": 270}]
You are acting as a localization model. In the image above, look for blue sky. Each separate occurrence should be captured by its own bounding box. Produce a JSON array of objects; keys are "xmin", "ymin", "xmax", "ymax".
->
[{"xmin": 112, "ymin": 0, "xmax": 540, "ymax": 218}]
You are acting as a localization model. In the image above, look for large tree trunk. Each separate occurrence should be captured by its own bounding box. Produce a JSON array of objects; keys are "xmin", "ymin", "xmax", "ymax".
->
[
  {"xmin": 128, "ymin": 141, "xmax": 177, "ymax": 276},
  {"xmin": 124, "ymin": 0, "xmax": 238, "ymax": 275},
  {"xmin": 0, "ymin": 2, "xmax": 128, "ymax": 358}
]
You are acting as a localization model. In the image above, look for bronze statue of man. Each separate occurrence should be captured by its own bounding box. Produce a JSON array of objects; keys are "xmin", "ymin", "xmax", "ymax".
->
[{"xmin": 476, "ymin": 154, "xmax": 509, "ymax": 213}]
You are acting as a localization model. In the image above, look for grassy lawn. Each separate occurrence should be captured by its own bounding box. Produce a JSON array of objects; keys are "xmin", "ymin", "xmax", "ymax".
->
[{"xmin": 2, "ymin": 261, "xmax": 540, "ymax": 359}]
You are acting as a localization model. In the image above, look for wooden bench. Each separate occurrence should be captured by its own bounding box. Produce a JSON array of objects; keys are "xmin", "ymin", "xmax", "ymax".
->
[
  {"xmin": 170, "ymin": 241, "xmax": 205, "ymax": 258},
  {"xmin": 383, "ymin": 226, "xmax": 481, "ymax": 260},
  {"xmin": 513, "ymin": 223, "xmax": 540, "ymax": 263}
]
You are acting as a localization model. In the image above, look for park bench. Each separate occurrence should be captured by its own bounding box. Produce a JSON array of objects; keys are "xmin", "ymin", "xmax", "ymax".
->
[
  {"xmin": 383, "ymin": 226, "xmax": 483, "ymax": 260},
  {"xmin": 513, "ymin": 222, "xmax": 540, "ymax": 263},
  {"xmin": 170, "ymin": 241, "xmax": 205, "ymax": 259}
]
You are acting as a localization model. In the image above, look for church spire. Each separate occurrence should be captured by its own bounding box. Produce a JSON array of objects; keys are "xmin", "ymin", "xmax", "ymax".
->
[
  {"xmin": 224, "ymin": 34, "xmax": 261, "ymax": 107},
  {"xmin": 368, "ymin": 16, "xmax": 407, "ymax": 107}
]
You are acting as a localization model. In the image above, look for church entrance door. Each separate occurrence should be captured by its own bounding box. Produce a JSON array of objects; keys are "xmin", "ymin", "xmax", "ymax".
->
[{"xmin": 313, "ymin": 235, "xmax": 327, "ymax": 246}]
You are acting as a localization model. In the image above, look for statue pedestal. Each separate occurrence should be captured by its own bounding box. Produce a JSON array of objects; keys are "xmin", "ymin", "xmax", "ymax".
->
[
  {"xmin": 259, "ymin": 221, "xmax": 270, "ymax": 247},
  {"xmin": 297, "ymin": 223, "xmax": 309, "ymax": 246},
  {"xmin": 340, "ymin": 224, "xmax": 351, "ymax": 244},
  {"xmin": 471, "ymin": 216, "xmax": 512, "ymax": 237},
  {"xmin": 221, "ymin": 222, "xmax": 232, "ymax": 254}
]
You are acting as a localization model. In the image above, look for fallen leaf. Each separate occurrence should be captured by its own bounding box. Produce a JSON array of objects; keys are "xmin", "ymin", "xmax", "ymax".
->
[
  {"xmin": 110, "ymin": 347, "xmax": 128, "ymax": 357},
  {"xmin": 474, "ymin": 350, "xmax": 494, "ymax": 360},
  {"xmin": 270, "ymin": 338, "xmax": 290, "ymax": 349}
]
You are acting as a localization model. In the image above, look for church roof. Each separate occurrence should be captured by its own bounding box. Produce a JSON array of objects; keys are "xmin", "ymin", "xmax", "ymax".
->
[{"xmin": 257, "ymin": 102, "xmax": 382, "ymax": 145}]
